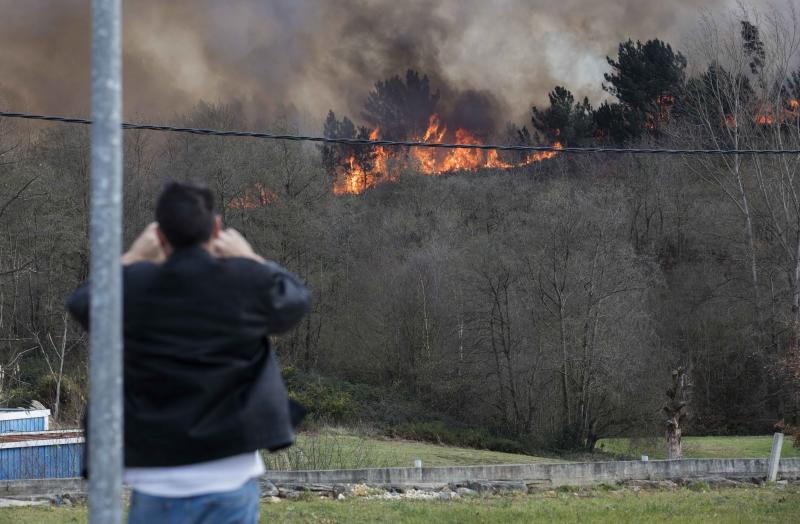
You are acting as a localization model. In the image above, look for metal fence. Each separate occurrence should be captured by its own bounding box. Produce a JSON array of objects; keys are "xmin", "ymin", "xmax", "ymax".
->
[
  {"xmin": 0, "ymin": 431, "xmax": 84, "ymax": 481},
  {"xmin": 0, "ymin": 409, "xmax": 50, "ymax": 433}
]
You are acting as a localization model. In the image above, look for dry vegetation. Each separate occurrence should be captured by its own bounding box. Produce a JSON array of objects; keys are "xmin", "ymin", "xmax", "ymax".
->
[{"xmin": 1, "ymin": 3, "xmax": 799, "ymax": 454}]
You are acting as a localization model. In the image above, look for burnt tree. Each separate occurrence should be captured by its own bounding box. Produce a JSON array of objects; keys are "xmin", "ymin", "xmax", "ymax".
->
[{"xmin": 663, "ymin": 367, "xmax": 691, "ymax": 460}]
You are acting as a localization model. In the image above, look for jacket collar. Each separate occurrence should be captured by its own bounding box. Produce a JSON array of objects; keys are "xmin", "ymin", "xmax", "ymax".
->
[{"xmin": 167, "ymin": 245, "xmax": 214, "ymax": 263}]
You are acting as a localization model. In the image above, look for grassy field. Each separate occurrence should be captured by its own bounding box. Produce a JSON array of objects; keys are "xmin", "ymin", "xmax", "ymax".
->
[
  {"xmin": 268, "ymin": 433, "xmax": 799, "ymax": 471},
  {"xmin": 2, "ymin": 435, "xmax": 798, "ymax": 523},
  {"xmin": 599, "ymin": 435, "xmax": 800, "ymax": 460},
  {"xmin": 264, "ymin": 432, "xmax": 553, "ymax": 470},
  {"xmin": 2, "ymin": 486, "xmax": 798, "ymax": 523}
]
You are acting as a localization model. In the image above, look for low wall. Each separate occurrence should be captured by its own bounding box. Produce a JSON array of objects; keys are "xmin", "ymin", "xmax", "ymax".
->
[
  {"xmin": 3, "ymin": 458, "xmax": 799, "ymax": 496},
  {"xmin": 0, "ymin": 477, "xmax": 86, "ymax": 498},
  {"xmin": 264, "ymin": 458, "xmax": 800, "ymax": 488}
]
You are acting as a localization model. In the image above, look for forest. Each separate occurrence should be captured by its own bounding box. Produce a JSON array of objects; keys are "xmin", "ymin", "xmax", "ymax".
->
[{"xmin": 1, "ymin": 6, "xmax": 799, "ymax": 453}]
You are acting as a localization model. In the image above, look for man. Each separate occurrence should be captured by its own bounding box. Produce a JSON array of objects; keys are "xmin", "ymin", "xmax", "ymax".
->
[{"xmin": 67, "ymin": 181, "xmax": 310, "ymax": 523}]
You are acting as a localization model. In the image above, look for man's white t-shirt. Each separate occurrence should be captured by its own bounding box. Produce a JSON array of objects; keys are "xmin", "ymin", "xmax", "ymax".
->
[{"xmin": 124, "ymin": 451, "xmax": 265, "ymax": 497}]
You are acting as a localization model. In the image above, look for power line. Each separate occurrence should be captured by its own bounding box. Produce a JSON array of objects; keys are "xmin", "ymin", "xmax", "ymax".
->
[{"xmin": 2, "ymin": 110, "xmax": 800, "ymax": 156}]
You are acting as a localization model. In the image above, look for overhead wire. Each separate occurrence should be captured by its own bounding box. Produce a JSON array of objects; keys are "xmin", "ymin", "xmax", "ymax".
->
[{"xmin": 2, "ymin": 110, "xmax": 800, "ymax": 156}]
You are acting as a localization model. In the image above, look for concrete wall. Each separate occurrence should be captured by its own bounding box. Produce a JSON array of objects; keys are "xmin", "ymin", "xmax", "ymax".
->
[
  {"xmin": 3, "ymin": 458, "xmax": 799, "ymax": 496},
  {"xmin": 0, "ymin": 478, "xmax": 86, "ymax": 498},
  {"xmin": 264, "ymin": 458, "xmax": 800, "ymax": 488}
]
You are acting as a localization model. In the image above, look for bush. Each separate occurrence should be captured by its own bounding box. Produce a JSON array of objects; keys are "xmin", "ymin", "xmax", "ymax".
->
[
  {"xmin": 264, "ymin": 431, "xmax": 396, "ymax": 471},
  {"xmin": 284, "ymin": 368, "xmax": 358, "ymax": 424},
  {"xmin": 688, "ymin": 480, "xmax": 711, "ymax": 492},
  {"xmin": 33, "ymin": 374, "xmax": 83, "ymax": 424},
  {"xmin": 390, "ymin": 421, "xmax": 527, "ymax": 454},
  {"xmin": 283, "ymin": 368, "xmax": 454, "ymax": 428},
  {"xmin": 282, "ymin": 369, "xmax": 528, "ymax": 455}
]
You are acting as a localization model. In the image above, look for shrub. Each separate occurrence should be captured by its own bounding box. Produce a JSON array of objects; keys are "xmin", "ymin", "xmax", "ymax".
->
[
  {"xmin": 264, "ymin": 431, "xmax": 396, "ymax": 471},
  {"xmin": 33, "ymin": 374, "xmax": 83, "ymax": 423},
  {"xmin": 390, "ymin": 421, "xmax": 527, "ymax": 454},
  {"xmin": 688, "ymin": 480, "xmax": 711, "ymax": 492},
  {"xmin": 284, "ymin": 371, "xmax": 358, "ymax": 424}
]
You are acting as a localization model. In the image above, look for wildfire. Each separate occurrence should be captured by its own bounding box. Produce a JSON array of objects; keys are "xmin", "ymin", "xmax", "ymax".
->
[
  {"xmin": 333, "ymin": 114, "xmax": 561, "ymax": 195},
  {"xmin": 789, "ymin": 99, "xmax": 800, "ymax": 118},
  {"xmin": 722, "ymin": 99, "xmax": 800, "ymax": 128},
  {"xmin": 646, "ymin": 95, "xmax": 677, "ymax": 131},
  {"xmin": 521, "ymin": 145, "xmax": 562, "ymax": 164},
  {"xmin": 332, "ymin": 128, "xmax": 391, "ymax": 195},
  {"xmin": 752, "ymin": 99, "xmax": 800, "ymax": 126},
  {"xmin": 228, "ymin": 182, "xmax": 277, "ymax": 209},
  {"xmin": 755, "ymin": 113, "xmax": 775, "ymax": 125}
]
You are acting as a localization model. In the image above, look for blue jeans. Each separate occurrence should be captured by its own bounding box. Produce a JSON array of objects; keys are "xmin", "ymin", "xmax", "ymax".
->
[{"xmin": 128, "ymin": 479, "xmax": 260, "ymax": 524}]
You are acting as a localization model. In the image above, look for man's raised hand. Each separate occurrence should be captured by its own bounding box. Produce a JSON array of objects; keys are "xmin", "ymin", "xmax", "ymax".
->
[
  {"xmin": 211, "ymin": 228, "xmax": 265, "ymax": 263},
  {"xmin": 122, "ymin": 222, "xmax": 166, "ymax": 265}
]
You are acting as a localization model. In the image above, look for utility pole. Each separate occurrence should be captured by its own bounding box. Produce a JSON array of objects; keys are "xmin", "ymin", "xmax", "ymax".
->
[{"xmin": 89, "ymin": 0, "xmax": 123, "ymax": 522}]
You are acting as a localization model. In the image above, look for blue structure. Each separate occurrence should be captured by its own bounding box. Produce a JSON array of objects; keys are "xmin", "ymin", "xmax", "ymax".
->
[
  {"xmin": 0, "ymin": 430, "xmax": 84, "ymax": 480},
  {"xmin": 0, "ymin": 408, "xmax": 51, "ymax": 433}
]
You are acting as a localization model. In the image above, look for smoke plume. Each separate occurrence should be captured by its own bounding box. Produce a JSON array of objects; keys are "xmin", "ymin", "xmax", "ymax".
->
[{"xmin": 0, "ymin": 0, "xmax": 766, "ymax": 128}]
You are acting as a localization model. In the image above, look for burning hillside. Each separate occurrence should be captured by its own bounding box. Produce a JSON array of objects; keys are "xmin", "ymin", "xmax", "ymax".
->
[
  {"xmin": 322, "ymin": 71, "xmax": 563, "ymax": 196},
  {"xmin": 721, "ymin": 99, "xmax": 800, "ymax": 128},
  {"xmin": 331, "ymin": 114, "xmax": 561, "ymax": 196},
  {"xmin": 228, "ymin": 183, "xmax": 278, "ymax": 209},
  {"xmin": 753, "ymin": 99, "xmax": 800, "ymax": 125}
]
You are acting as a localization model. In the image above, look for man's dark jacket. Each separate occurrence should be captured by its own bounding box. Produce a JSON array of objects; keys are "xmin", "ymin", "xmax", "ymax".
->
[{"xmin": 67, "ymin": 246, "xmax": 311, "ymax": 467}]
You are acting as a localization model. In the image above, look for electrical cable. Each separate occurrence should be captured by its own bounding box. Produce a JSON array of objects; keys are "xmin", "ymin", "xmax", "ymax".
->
[{"xmin": 2, "ymin": 110, "xmax": 799, "ymax": 156}]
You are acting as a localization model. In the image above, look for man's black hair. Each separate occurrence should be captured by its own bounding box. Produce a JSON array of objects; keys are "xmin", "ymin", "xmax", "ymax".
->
[{"xmin": 155, "ymin": 182, "xmax": 216, "ymax": 247}]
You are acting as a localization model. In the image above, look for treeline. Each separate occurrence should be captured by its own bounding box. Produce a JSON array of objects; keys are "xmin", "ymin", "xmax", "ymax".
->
[
  {"xmin": 323, "ymin": 37, "xmax": 687, "ymax": 150},
  {"xmin": 0, "ymin": 6, "xmax": 799, "ymax": 450}
]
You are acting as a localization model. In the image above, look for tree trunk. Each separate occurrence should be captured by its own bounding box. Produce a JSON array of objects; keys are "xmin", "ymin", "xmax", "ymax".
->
[
  {"xmin": 666, "ymin": 420, "xmax": 682, "ymax": 460},
  {"xmin": 664, "ymin": 367, "xmax": 690, "ymax": 460},
  {"xmin": 53, "ymin": 314, "xmax": 69, "ymax": 422}
]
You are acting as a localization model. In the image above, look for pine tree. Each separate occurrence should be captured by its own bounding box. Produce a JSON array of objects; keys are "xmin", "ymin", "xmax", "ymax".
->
[
  {"xmin": 531, "ymin": 86, "xmax": 594, "ymax": 145},
  {"xmin": 361, "ymin": 70, "xmax": 440, "ymax": 140},
  {"xmin": 603, "ymin": 39, "xmax": 687, "ymax": 135}
]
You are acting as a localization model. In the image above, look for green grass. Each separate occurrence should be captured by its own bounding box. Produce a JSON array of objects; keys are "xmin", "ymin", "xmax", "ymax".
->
[
  {"xmin": 269, "ymin": 433, "xmax": 800, "ymax": 471},
  {"xmin": 3, "ymin": 486, "xmax": 798, "ymax": 523},
  {"xmin": 598, "ymin": 435, "xmax": 800, "ymax": 460},
  {"xmin": 315, "ymin": 434, "xmax": 552, "ymax": 466},
  {"xmin": 265, "ymin": 432, "xmax": 553, "ymax": 471}
]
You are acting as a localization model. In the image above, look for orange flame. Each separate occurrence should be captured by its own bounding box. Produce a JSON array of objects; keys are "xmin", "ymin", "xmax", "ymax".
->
[
  {"xmin": 409, "ymin": 116, "xmax": 557, "ymax": 173},
  {"xmin": 332, "ymin": 114, "xmax": 561, "ymax": 195},
  {"xmin": 756, "ymin": 113, "xmax": 775, "ymax": 125},
  {"xmin": 332, "ymin": 128, "xmax": 390, "ymax": 195},
  {"xmin": 521, "ymin": 142, "xmax": 563, "ymax": 164},
  {"xmin": 753, "ymin": 99, "xmax": 800, "ymax": 125},
  {"xmin": 228, "ymin": 182, "xmax": 277, "ymax": 209},
  {"xmin": 789, "ymin": 99, "xmax": 800, "ymax": 118},
  {"xmin": 646, "ymin": 95, "xmax": 676, "ymax": 131},
  {"xmin": 724, "ymin": 99, "xmax": 800, "ymax": 128}
]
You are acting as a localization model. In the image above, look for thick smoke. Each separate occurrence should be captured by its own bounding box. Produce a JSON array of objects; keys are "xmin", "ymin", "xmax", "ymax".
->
[{"xmin": 0, "ymin": 0, "xmax": 766, "ymax": 129}]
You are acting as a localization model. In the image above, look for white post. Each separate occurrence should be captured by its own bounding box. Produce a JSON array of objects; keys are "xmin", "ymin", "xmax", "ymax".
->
[
  {"xmin": 89, "ymin": 0, "xmax": 123, "ymax": 522},
  {"xmin": 767, "ymin": 432, "xmax": 784, "ymax": 482}
]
